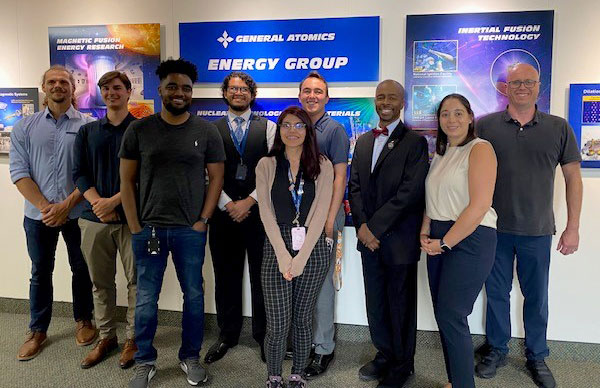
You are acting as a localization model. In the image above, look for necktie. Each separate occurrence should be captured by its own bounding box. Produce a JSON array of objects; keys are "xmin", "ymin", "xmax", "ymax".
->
[
  {"xmin": 233, "ymin": 116, "xmax": 245, "ymax": 144},
  {"xmin": 372, "ymin": 126, "xmax": 389, "ymax": 138}
]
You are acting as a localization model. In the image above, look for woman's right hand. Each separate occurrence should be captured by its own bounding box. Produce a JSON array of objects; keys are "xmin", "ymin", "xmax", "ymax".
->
[{"xmin": 420, "ymin": 233, "xmax": 430, "ymax": 249}]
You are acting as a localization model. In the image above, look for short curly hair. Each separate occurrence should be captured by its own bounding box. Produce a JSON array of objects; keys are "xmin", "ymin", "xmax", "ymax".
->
[
  {"xmin": 220, "ymin": 72, "xmax": 257, "ymax": 105},
  {"xmin": 156, "ymin": 58, "xmax": 198, "ymax": 83}
]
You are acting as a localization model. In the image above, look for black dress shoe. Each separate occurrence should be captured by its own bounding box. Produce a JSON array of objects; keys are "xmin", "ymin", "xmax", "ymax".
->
[
  {"xmin": 359, "ymin": 360, "xmax": 387, "ymax": 381},
  {"xmin": 526, "ymin": 360, "xmax": 556, "ymax": 388},
  {"xmin": 304, "ymin": 352, "xmax": 334, "ymax": 379},
  {"xmin": 204, "ymin": 341, "xmax": 231, "ymax": 364},
  {"xmin": 377, "ymin": 369, "xmax": 413, "ymax": 388}
]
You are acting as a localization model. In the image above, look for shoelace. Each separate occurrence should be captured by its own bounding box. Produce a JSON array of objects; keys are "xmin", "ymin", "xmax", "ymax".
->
[
  {"xmin": 135, "ymin": 364, "xmax": 153, "ymax": 379},
  {"xmin": 288, "ymin": 374, "xmax": 306, "ymax": 387},
  {"xmin": 185, "ymin": 358, "xmax": 201, "ymax": 370}
]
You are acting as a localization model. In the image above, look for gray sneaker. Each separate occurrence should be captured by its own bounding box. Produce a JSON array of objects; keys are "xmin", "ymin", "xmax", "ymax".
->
[
  {"xmin": 129, "ymin": 363, "xmax": 156, "ymax": 388},
  {"xmin": 180, "ymin": 358, "xmax": 208, "ymax": 386},
  {"xmin": 287, "ymin": 374, "xmax": 307, "ymax": 388}
]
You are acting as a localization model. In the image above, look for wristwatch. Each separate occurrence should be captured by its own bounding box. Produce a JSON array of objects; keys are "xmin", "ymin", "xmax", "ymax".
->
[
  {"xmin": 440, "ymin": 238, "xmax": 452, "ymax": 253},
  {"xmin": 199, "ymin": 216, "xmax": 210, "ymax": 225}
]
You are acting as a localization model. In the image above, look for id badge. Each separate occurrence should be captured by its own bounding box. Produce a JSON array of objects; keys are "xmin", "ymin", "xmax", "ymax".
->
[
  {"xmin": 147, "ymin": 237, "xmax": 160, "ymax": 255},
  {"xmin": 291, "ymin": 226, "xmax": 306, "ymax": 251},
  {"xmin": 235, "ymin": 164, "xmax": 248, "ymax": 180}
]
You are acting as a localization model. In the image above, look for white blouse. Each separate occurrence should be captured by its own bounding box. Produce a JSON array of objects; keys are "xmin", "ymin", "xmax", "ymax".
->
[{"xmin": 425, "ymin": 138, "xmax": 497, "ymax": 229}]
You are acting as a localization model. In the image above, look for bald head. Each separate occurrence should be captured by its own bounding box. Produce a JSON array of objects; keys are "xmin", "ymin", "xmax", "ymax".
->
[
  {"xmin": 505, "ymin": 63, "xmax": 540, "ymax": 111},
  {"xmin": 375, "ymin": 80, "xmax": 405, "ymax": 126}
]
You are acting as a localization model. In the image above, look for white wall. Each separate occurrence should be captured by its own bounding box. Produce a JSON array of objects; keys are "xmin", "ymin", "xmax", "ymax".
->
[{"xmin": 1, "ymin": 0, "xmax": 598, "ymax": 344}]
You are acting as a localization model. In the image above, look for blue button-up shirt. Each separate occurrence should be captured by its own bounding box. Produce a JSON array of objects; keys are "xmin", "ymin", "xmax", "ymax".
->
[{"xmin": 9, "ymin": 106, "xmax": 95, "ymax": 220}]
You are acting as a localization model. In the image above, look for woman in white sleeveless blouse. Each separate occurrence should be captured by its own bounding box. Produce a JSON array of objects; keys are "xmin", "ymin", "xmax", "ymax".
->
[{"xmin": 420, "ymin": 94, "xmax": 497, "ymax": 388}]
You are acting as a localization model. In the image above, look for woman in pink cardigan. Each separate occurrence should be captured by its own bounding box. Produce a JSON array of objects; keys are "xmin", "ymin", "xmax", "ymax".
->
[{"xmin": 256, "ymin": 106, "xmax": 333, "ymax": 388}]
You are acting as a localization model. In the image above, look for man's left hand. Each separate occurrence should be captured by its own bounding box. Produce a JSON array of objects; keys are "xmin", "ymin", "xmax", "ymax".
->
[
  {"xmin": 91, "ymin": 197, "xmax": 117, "ymax": 219},
  {"xmin": 557, "ymin": 228, "xmax": 579, "ymax": 255},
  {"xmin": 192, "ymin": 220, "xmax": 208, "ymax": 233},
  {"xmin": 41, "ymin": 202, "xmax": 70, "ymax": 227},
  {"xmin": 227, "ymin": 197, "xmax": 254, "ymax": 222}
]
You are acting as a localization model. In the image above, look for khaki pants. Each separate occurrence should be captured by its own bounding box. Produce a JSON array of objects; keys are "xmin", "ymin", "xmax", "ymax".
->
[{"xmin": 79, "ymin": 219, "xmax": 136, "ymax": 340}]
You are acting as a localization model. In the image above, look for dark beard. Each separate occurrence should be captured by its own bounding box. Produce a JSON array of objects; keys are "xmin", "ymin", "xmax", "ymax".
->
[
  {"xmin": 227, "ymin": 101, "xmax": 250, "ymax": 114},
  {"xmin": 164, "ymin": 101, "xmax": 190, "ymax": 116}
]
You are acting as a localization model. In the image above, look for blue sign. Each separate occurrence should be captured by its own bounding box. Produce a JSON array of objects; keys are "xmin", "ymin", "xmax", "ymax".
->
[
  {"xmin": 405, "ymin": 11, "xmax": 554, "ymax": 129},
  {"xmin": 180, "ymin": 17, "xmax": 380, "ymax": 83},
  {"xmin": 569, "ymin": 84, "xmax": 600, "ymax": 168}
]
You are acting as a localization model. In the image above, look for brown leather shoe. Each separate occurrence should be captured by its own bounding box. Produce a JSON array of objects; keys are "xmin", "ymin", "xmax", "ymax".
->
[
  {"xmin": 17, "ymin": 331, "xmax": 47, "ymax": 361},
  {"xmin": 75, "ymin": 320, "xmax": 98, "ymax": 346},
  {"xmin": 80, "ymin": 337, "xmax": 118, "ymax": 369},
  {"xmin": 119, "ymin": 339, "xmax": 137, "ymax": 369}
]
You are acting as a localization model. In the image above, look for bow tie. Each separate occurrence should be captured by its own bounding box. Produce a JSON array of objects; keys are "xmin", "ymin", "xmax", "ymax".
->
[{"xmin": 372, "ymin": 127, "xmax": 389, "ymax": 138}]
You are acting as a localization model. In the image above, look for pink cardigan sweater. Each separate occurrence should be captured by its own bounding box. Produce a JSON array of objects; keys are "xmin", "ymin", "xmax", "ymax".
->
[{"xmin": 255, "ymin": 155, "xmax": 334, "ymax": 276}]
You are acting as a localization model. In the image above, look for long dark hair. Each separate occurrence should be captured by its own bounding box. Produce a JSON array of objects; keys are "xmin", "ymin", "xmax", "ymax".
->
[
  {"xmin": 435, "ymin": 93, "xmax": 477, "ymax": 156},
  {"xmin": 268, "ymin": 106, "xmax": 321, "ymax": 180}
]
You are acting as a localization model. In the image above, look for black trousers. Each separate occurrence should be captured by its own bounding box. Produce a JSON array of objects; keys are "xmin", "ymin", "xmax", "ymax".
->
[
  {"xmin": 361, "ymin": 250, "xmax": 418, "ymax": 383},
  {"xmin": 428, "ymin": 220, "xmax": 496, "ymax": 388},
  {"xmin": 208, "ymin": 208, "xmax": 266, "ymax": 345}
]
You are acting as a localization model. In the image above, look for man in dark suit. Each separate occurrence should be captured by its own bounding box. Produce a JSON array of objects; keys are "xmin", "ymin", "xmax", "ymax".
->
[
  {"xmin": 348, "ymin": 80, "xmax": 429, "ymax": 388},
  {"xmin": 205, "ymin": 72, "xmax": 276, "ymax": 364}
]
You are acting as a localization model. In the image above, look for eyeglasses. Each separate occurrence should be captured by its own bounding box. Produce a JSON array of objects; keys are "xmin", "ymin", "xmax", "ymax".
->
[
  {"xmin": 280, "ymin": 122, "xmax": 307, "ymax": 130},
  {"xmin": 507, "ymin": 80, "xmax": 539, "ymax": 89},
  {"xmin": 228, "ymin": 86, "xmax": 251, "ymax": 94}
]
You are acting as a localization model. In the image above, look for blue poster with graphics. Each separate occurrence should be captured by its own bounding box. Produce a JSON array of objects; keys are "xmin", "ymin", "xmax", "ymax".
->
[
  {"xmin": 49, "ymin": 24, "xmax": 160, "ymax": 118},
  {"xmin": 191, "ymin": 97, "xmax": 378, "ymax": 224},
  {"xmin": 180, "ymin": 17, "xmax": 379, "ymax": 83},
  {"xmin": 569, "ymin": 84, "xmax": 600, "ymax": 168},
  {"xmin": 0, "ymin": 88, "xmax": 39, "ymax": 153},
  {"xmin": 405, "ymin": 11, "xmax": 554, "ymax": 131}
]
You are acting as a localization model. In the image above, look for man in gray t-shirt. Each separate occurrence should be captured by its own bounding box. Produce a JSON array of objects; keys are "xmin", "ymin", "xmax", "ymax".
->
[
  {"xmin": 120, "ymin": 59, "xmax": 225, "ymax": 388},
  {"xmin": 298, "ymin": 71, "xmax": 350, "ymax": 378},
  {"xmin": 475, "ymin": 63, "xmax": 582, "ymax": 388}
]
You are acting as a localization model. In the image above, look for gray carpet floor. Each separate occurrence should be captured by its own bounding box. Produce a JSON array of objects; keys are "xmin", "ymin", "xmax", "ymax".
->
[{"xmin": 1, "ymin": 309, "xmax": 599, "ymax": 387}]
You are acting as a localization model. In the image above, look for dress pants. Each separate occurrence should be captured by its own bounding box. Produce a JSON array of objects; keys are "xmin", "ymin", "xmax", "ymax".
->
[
  {"xmin": 428, "ymin": 220, "xmax": 496, "ymax": 388},
  {"xmin": 79, "ymin": 218, "xmax": 136, "ymax": 340},
  {"xmin": 485, "ymin": 232, "xmax": 552, "ymax": 361},
  {"xmin": 262, "ymin": 225, "xmax": 330, "ymax": 376},
  {"xmin": 23, "ymin": 217, "xmax": 94, "ymax": 332},
  {"xmin": 209, "ymin": 209, "xmax": 266, "ymax": 346},
  {"xmin": 312, "ymin": 205, "xmax": 345, "ymax": 355},
  {"xmin": 361, "ymin": 249, "xmax": 418, "ymax": 382},
  {"xmin": 132, "ymin": 225, "xmax": 207, "ymax": 363}
]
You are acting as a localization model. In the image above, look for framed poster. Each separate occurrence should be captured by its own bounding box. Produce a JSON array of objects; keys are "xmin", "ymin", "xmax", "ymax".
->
[
  {"xmin": 49, "ymin": 24, "xmax": 160, "ymax": 119},
  {"xmin": 0, "ymin": 88, "xmax": 39, "ymax": 154},
  {"xmin": 405, "ymin": 11, "xmax": 554, "ymax": 143},
  {"xmin": 569, "ymin": 84, "xmax": 600, "ymax": 168}
]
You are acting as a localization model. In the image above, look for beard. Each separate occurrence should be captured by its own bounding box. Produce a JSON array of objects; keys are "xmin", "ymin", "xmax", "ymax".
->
[
  {"xmin": 163, "ymin": 100, "xmax": 190, "ymax": 116},
  {"xmin": 227, "ymin": 99, "xmax": 251, "ymax": 113}
]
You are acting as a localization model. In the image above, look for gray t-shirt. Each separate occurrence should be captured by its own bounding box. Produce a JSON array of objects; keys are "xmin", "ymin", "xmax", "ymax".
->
[
  {"xmin": 477, "ymin": 109, "xmax": 581, "ymax": 236},
  {"xmin": 314, "ymin": 113, "xmax": 350, "ymax": 165},
  {"xmin": 119, "ymin": 113, "xmax": 226, "ymax": 227}
]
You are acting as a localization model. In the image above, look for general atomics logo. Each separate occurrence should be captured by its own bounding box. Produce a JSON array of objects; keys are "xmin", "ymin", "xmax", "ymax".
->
[{"xmin": 217, "ymin": 31, "xmax": 234, "ymax": 48}]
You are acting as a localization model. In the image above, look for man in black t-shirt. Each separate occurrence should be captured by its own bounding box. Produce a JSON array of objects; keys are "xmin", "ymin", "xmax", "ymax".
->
[
  {"xmin": 475, "ymin": 64, "xmax": 582, "ymax": 388},
  {"xmin": 119, "ymin": 59, "xmax": 225, "ymax": 388}
]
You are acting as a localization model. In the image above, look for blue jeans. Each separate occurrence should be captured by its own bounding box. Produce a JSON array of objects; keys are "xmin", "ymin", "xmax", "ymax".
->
[
  {"xmin": 484, "ymin": 232, "xmax": 552, "ymax": 361},
  {"xmin": 23, "ymin": 217, "xmax": 94, "ymax": 332},
  {"xmin": 132, "ymin": 225, "xmax": 207, "ymax": 363}
]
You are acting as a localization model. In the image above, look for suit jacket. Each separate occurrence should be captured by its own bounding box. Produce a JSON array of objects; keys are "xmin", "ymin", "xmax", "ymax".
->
[{"xmin": 348, "ymin": 120, "xmax": 429, "ymax": 265}]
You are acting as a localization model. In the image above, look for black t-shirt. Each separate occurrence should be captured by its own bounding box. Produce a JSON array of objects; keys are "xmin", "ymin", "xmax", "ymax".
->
[
  {"xmin": 271, "ymin": 155, "xmax": 315, "ymax": 226},
  {"xmin": 119, "ymin": 113, "xmax": 226, "ymax": 227},
  {"xmin": 477, "ymin": 109, "xmax": 581, "ymax": 235}
]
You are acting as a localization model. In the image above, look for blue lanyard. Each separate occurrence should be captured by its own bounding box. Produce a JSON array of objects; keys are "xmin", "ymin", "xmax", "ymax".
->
[
  {"xmin": 227, "ymin": 114, "xmax": 252, "ymax": 157},
  {"xmin": 287, "ymin": 166, "xmax": 304, "ymax": 226}
]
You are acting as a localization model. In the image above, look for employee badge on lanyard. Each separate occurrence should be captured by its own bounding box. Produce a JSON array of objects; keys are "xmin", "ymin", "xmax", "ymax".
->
[{"xmin": 289, "ymin": 166, "xmax": 306, "ymax": 251}]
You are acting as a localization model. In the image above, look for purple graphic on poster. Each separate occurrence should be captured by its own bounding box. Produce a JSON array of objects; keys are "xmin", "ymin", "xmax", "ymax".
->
[
  {"xmin": 49, "ymin": 24, "xmax": 160, "ymax": 116},
  {"xmin": 405, "ymin": 11, "xmax": 554, "ymax": 131}
]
